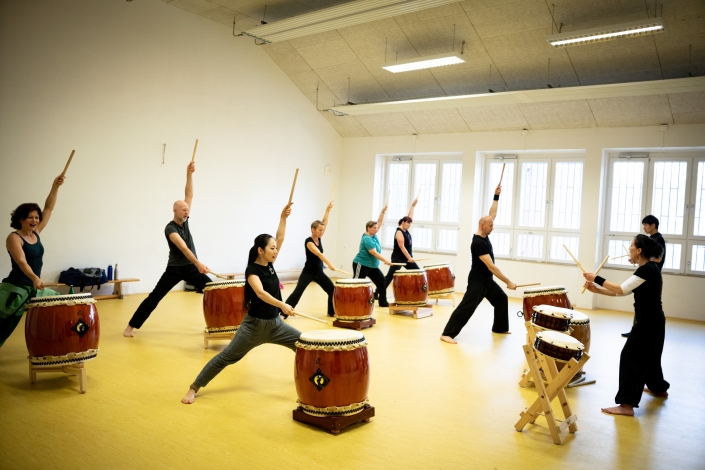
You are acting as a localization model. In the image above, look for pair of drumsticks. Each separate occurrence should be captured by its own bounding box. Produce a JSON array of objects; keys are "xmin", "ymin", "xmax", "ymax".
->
[{"xmin": 563, "ymin": 245, "xmax": 611, "ymax": 294}]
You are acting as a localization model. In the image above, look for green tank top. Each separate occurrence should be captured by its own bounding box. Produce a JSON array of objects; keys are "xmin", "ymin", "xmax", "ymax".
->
[{"xmin": 3, "ymin": 232, "xmax": 44, "ymax": 287}]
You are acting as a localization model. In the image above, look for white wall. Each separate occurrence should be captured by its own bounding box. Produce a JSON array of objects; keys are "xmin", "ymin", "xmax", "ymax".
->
[
  {"xmin": 336, "ymin": 125, "xmax": 705, "ymax": 321},
  {"xmin": 0, "ymin": 0, "xmax": 342, "ymax": 294}
]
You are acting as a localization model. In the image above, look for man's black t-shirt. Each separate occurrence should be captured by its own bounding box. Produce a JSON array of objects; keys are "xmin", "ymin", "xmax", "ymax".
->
[
  {"xmin": 468, "ymin": 234, "xmax": 494, "ymax": 282},
  {"xmin": 303, "ymin": 237, "xmax": 323, "ymax": 273},
  {"xmin": 164, "ymin": 218, "xmax": 196, "ymax": 266},
  {"xmin": 391, "ymin": 228, "xmax": 413, "ymax": 262},
  {"xmin": 650, "ymin": 232, "xmax": 666, "ymax": 271},
  {"xmin": 632, "ymin": 261, "xmax": 662, "ymax": 321},
  {"xmin": 245, "ymin": 262, "xmax": 282, "ymax": 319}
]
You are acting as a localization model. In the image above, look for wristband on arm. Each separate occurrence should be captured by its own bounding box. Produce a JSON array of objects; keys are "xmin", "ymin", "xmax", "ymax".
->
[
  {"xmin": 493, "ymin": 194, "xmax": 500, "ymax": 201},
  {"xmin": 594, "ymin": 276, "xmax": 606, "ymax": 286}
]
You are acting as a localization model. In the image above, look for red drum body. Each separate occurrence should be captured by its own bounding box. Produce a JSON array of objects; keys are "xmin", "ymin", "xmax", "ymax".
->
[
  {"xmin": 295, "ymin": 330, "xmax": 370, "ymax": 417},
  {"xmin": 423, "ymin": 263, "xmax": 455, "ymax": 295},
  {"xmin": 531, "ymin": 305, "xmax": 573, "ymax": 332},
  {"xmin": 392, "ymin": 269, "xmax": 428, "ymax": 306},
  {"xmin": 25, "ymin": 294, "xmax": 100, "ymax": 367},
  {"xmin": 522, "ymin": 286, "xmax": 571, "ymax": 322},
  {"xmin": 568, "ymin": 311, "xmax": 591, "ymax": 355},
  {"xmin": 203, "ymin": 280, "xmax": 247, "ymax": 334},
  {"xmin": 333, "ymin": 279, "xmax": 374, "ymax": 321},
  {"xmin": 533, "ymin": 330, "xmax": 584, "ymax": 363}
]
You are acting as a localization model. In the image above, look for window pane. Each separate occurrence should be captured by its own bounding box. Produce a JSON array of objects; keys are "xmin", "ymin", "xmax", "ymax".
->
[
  {"xmin": 489, "ymin": 232, "xmax": 511, "ymax": 256},
  {"xmin": 651, "ymin": 161, "xmax": 688, "ymax": 235},
  {"xmin": 487, "ymin": 161, "xmax": 514, "ymax": 226},
  {"xmin": 382, "ymin": 224, "xmax": 396, "ymax": 247},
  {"xmin": 692, "ymin": 245, "xmax": 705, "ymax": 272},
  {"xmin": 610, "ymin": 161, "xmax": 644, "ymax": 232},
  {"xmin": 517, "ymin": 233, "xmax": 544, "ymax": 258},
  {"xmin": 694, "ymin": 162, "xmax": 705, "ymax": 236},
  {"xmin": 549, "ymin": 236, "xmax": 579, "ymax": 261},
  {"xmin": 440, "ymin": 162, "xmax": 463, "ymax": 223},
  {"xmin": 663, "ymin": 243, "xmax": 681, "ymax": 270},
  {"xmin": 411, "ymin": 227, "xmax": 433, "ymax": 250},
  {"xmin": 608, "ymin": 239, "xmax": 633, "ymax": 266},
  {"xmin": 518, "ymin": 162, "xmax": 547, "ymax": 227},
  {"xmin": 413, "ymin": 163, "xmax": 437, "ymax": 221},
  {"xmin": 387, "ymin": 162, "xmax": 410, "ymax": 219},
  {"xmin": 553, "ymin": 162, "xmax": 583, "ymax": 229},
  {"xmin": 437, "ymin": 228, "xmax": 458, "ymax": 251}
]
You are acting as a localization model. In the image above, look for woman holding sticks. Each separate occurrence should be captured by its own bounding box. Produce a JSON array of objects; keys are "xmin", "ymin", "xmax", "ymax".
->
[
  {"xmin": 380, "ymin": 198, "xmax": 419, "ymax": 298},
  {"xmin": 182, "ymin": 202, "xmax": 301, "ymax": 404},
  {"xmin": 583, "ymin": 234, "xmax": 669, "ymax": 416},
  {"xmin": 352, "ymin": 206, "xmax": 392, "ymax": 307}
]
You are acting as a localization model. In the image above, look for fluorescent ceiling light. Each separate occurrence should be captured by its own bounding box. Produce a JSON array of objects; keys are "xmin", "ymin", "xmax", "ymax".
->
[
  {"xmin": 242, "ymin": 0, "xmax": 460, "ymax": 43},
  {"xmin": 382, "ymin": 52, "xmax": 465, "ymax": 73},
  {"xmin": 546, "ymin": 18, "xmax": 665, "ymax": 48}
]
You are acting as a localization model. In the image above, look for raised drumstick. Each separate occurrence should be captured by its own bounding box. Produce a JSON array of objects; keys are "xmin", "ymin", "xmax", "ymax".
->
[
  {"xmin": 288, "ymin": 168, "xmax": 299, "ymax": 204},
  {"xmin": 563, "ymin": 244, "xmax": 586, "ymax": 273},
  {"xmin": 499, "ymin": 162, "xmax": 506, "ymax": 185},
  {"xmin": 191, "ymin": 139, "xmax": 199, "ymax": 163},
  {"xmin": 60, "ymin": 150, "xmax": 75, "ymax": 177},
  {"xmin": 385, "ymin": 189, "xmax": 391, "ymax": 206},
  {"xmin": 331, "ymin": 182, "xmax": 336, "ymax": 202},
  {"xmin": 292, "ymin": 311, "xmax": 327, "ymax": 324},
  {"xmin": 515, "ymin": 283, "xmax": 541, "ymax": 288},
  {"xmin": 416, "ymin": 184, "xmax": 423, "ymax": 200},
  {"xmin": 581, "ymin": 254, "xmax": 610, "ymax": 294}
]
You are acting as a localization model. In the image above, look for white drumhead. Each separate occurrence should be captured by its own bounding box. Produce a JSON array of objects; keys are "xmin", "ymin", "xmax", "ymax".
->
[
  {"xmin": 536, "ymin": 330, "xmax": 584, "ymax": 351},
  {"xmin": 393, "ymin": 269, "xmax": 426, "ymax": 276},
  {"xmin": 336, "ymin": 279, "xmax": 371, "ymax": 286},
  {"xmin": 424, "ymin": 263, "xmax": 450, "ymax": 270},
  {"xmin": 570, "ymin": 310, "xmax": 590, "ymax": 324},
  {"xmin": 533, "ymin": 305, "xmax": 574, "ymax": 319},
  {"xmin": 205, "ymin": 280, "xmax": 245, "ymax": 287},
  {"xmin": 524, "ymin": 285, "xmax": 566, "ymax": 294},
  {"xmin": 28, "ymin": 293, "xmax": 93, "ymax": 304},
  {"xmin": 299, "ymin": 329, "xmax": 364, "ymax": 343}
]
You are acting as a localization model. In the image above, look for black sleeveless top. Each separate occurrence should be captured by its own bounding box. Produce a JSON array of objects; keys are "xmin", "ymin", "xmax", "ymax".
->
[
  {"xmin": 3, "ymin": 232, "xmax": 44, "ymax": 287},
  {"xmin": 391, "ymin": 227, "xmax": 412, "ymax": 262},
  {"xmin": 245, "ymin": 262, "xmax": 282, "ymax": 319},
  {"xmin": 303, "ymin": 237, "xmax": 323, "ymax": 273}
]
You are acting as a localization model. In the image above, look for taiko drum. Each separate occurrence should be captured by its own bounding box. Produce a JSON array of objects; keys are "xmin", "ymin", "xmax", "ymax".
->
[
  {"xmin": 392, "ymin": 269, "xmax": 428, "ymax": 306},
  {"xmin": 25, "ymin": 294, "xmax": 100, "ymax": 367},
  {"xmin": 423, "ymin": 263, "xmax": 455, "ymax": 296},
  {"xmin": 531, "ymin": 305, "xmax": 574, "ymax": 332},
  {"xmin": 557, "ymin": 310, "xmax": 592, "ymax": 374},
  {"xmin": 522, "ymin": 285, "xmax": 571, "ymax": 322},
  {"xmin": 294, "ymin": 330, "xmax": 370, "ymax": 417},
  {"xmin": 533, "ymin": 330, "xmax": 584, "ymax": 363},
  {"xmin": 333, "ymin": 279, "xmax": 374, "ymax": 321},
  {"xmin": 202, "ymin": 280, "xmax": 248, "ymax": 334}
]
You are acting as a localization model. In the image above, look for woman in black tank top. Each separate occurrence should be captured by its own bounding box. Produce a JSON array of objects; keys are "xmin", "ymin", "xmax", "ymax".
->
[
  {"xmin": 1, "ymin": 174, "xmax": 66, "ymax": 347},
  {"xmin": 382, "ymin": 198, "xmax": 419, "ymax": 292}
]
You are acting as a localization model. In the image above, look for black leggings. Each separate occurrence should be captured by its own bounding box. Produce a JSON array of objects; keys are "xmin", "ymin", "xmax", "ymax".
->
[
  {"xmin": 441, "ymin": 279, "xmax": 509, "ymax": 337},
  {"xmin": 382, "ymin": 261, "xmax": 420, "ymax": 291},
  {"xmin": 285, "ymin": 270, "xmax": 335, "ymax": 317},
  {"xmin": 129, "ymin": 264, "xmax": 211, "ymax": 329},
  {"xmin": 352, "ymin": 262, "xmax": 388, "ymax": 306}
]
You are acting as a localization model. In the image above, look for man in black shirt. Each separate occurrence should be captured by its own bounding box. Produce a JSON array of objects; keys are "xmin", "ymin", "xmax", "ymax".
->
[
  {"xmin": 622, "ymin": 215, "xmax": 666, "ymax": 338},
  {"xmin": 440, "ymin": 185, "xmax": 516, "ymax": 344},
  {"xmin": 123, "ymin": 162, "xmax": 211, "ymax": 337}
]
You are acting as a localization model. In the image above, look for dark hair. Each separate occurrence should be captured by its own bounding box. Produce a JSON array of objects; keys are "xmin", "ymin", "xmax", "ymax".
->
[
  {"xmin": 10, "ymin": 203, "xmax": 42, "ymax": 229},
  {"xmin": 633, "ymin": 234, "xmax": 663, "ymax": 260},
  {"xmin": 398, "ymin": 216, "xmax": 413, "ymax": 225},
  {"xmin": 642, "ymin": 215, "xmax": 659, "ymax": 229},
  {"xmin": 245, "ymin": 234, "xmax": 275, "ymax": 306},
  {"xmin": 365, "ymin": 220, "xmax": 377, "ymax": 230}
]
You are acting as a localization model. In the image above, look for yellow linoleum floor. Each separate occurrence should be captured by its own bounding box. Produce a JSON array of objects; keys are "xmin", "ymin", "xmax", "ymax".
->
[{"xmin": 1, "ymin": 284, "xmax": 704, "ymax": 470}]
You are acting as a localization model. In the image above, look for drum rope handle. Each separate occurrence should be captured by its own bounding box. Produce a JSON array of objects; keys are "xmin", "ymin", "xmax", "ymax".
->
[{"xmin": 517, "ymin": 310, "xmax": 524, "ymax": 318}]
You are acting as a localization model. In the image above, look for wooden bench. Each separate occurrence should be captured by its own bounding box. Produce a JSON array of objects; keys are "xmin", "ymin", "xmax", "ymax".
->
[
  {"xmin": 219, "ymin": 269, "xmax": 302, "ymax": 285},
  {"xmin": 44, "ymin": 278, "xmax": 139, "ymax": 300}
]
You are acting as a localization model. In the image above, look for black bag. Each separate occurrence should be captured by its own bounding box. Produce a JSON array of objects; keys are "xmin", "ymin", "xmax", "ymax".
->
[{"xmin": 58, "ymin": 267, "xmax": 108, "ymax": 291}]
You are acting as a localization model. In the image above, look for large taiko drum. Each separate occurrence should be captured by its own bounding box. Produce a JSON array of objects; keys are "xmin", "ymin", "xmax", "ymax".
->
[
  {"xmin": 533, "ymin": 330, "xmax": 584, "ymax": 363},
  {"xmin": 25, "ymin": 293, "xmax": 100, "ymax": 367},
  {"xmin": 423, "ymin": 263, "xmax": 455, "ymax": 296},
  {"xmin": 531, "ymin": 305, "xmax": 574, "ymax": 332},
  {"xmin": 392, "ymin": 269, "xmax": 428, "ymax": 306},
  {"xmin": 203, "ymin": 280, "xmax": 248, "ymax": 334},
  {"xmin": 522, "ymin": 285, "xmax": 571, "ymax": 322},
  {"xmin": 295, "ymin": 330, "xmax": 370, "ymax": 417},
  {"xmin": 333, "ymin": 279, "xmax": 374, "ymax": 321}
]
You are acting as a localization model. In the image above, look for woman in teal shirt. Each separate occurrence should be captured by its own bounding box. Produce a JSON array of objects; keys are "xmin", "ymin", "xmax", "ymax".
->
[{"xmin": 352, "ymin": 205, "xmax": 392, "ymax": 307}]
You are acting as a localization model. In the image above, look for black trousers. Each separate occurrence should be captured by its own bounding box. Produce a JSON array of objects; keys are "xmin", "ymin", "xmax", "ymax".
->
[
  {"xmin": 285, "ymin": 270, "xmax": 335, "ymax": 317},
  {"xmin": 353, "ymin": 262, "xmax": 388, "ymax": 306},
  {"xmin": 129, "ymin": 264, "xmax": 211, "ymax": 329},
  {"xmin": 382, "ymin": 261, "xmax": 420, "ymax": 291},
  {"xmin": 615, "ymin": 313, "xmax": 669, "ymax": 407},
  {"xmin": 441, "ymin": 278, "xmax": 508, "ymax": 337}
]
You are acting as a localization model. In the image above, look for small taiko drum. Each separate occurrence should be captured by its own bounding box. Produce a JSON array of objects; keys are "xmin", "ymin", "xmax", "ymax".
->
[
  {"xmin": 392, "ymin": 269, "xmax": 428, "ymax": 306},
  {"xmin": 295, "ymin": 330, "xmax": 370, "ymax": 417},
  {"xmin": 423, "ymin": 263, "xmax": 455, "ymax": 296},
  {"xmin": 567, "ymin": 311, "xmax": 591, "ymax": 355},
  {"xmin": 333, "ymin": 279, "xmax": 374, "ymax": 321},
  {"xmin": 202, "ymin": 280, "xmax": 248, "ymax": 334},
  {"xmin": 24, "ymin": 293, "xmax": 100, "ymax": 367},
  {"xmin": 531, "ymin": 305, "xmax": 574, "ymax": 332},
  {"xmin": 533, "ymin": 330, "xmax": 584, "ymax": 363},
  {"xmin": 522, "ymin": 285, "xmax": 571, "ymax": 322}
]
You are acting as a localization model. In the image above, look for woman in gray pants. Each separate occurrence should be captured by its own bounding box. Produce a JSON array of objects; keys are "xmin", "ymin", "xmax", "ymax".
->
[{"xmin": 182, "ymin": 202, "xmax": 300, "ymax": 404}]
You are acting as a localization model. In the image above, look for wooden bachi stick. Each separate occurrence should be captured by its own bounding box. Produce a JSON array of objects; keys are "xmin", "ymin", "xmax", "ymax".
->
[
  {"xmin": 581, "ymin": 255, "xmax": 610, "ymax": 294},
  {"xmin": 515, "ymin": 283, "xmax": 541, "ymax": 288},
  {"xmin": 292, "ymin": 311, "xmax": 327, "ymax": 324},
  {"xmin": 60, "ymin": 150, "xmax": 75, "ymax": 177},
  {"xmin": 191, "ymin": 139, "xmax": 199, "ymax": 163},
  {"xmin": 563, "ymin": 245, "xmax": 586, "ymax": 273},
  {"xmin": 288, "ymin": 168, "xmax": 299, "ymax": 204}
]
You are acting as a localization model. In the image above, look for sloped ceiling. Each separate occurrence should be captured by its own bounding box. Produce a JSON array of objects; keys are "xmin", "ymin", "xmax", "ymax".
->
[{"xmin": 160, "ymin": 0, "xmax": 705, "ymax": 136}]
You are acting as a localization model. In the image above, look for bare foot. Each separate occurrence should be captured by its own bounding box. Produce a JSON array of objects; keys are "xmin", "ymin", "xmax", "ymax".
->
[
  {"xmin": 440, "ymin": 335, "xmax": 457, "ymax": 344},
  {"xmin": 123, "ymin": 326, "xmax": 135, "ymax": 337},
  {"xmin": 493, "ymin": 331, "xmax": 512, "ymax": 334},
  {"xmin": 644, "ymin": 387, "xmax": 669, "ymax": 397},
  {"xmin": 601, "ymin": 404, "xmax": 634, "ymax": 416},
  {"xmin": 181, "ymin": 388, "xmax": 197, "ymax": 404}
]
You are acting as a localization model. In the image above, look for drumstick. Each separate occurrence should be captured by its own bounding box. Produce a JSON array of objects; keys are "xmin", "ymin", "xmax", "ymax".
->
[
  {"xmin": 331, "ymin": 182, "xmax": 336, "ymax": 202},
  {"xmin": 563, "ymin": 245, "xmax": 586, "ymax": 273},
  {"xmin": 390, "ymin": 263, "xmax": 407, "ymax": 266},
  {"xmin": 499, "ymin": 162, "xmax": 506, "ymax": 185},
  {"xmin": 385, "ymin": 189, "xmax": 391, "ymax": 206},
  {"xmin": 288, "ymin": 168, "xmax": 299, "ymax": 204},
  {"xmin": 515, "ymin": 283, "xmax": 541, "ymax": 288},
  {"xmin": 612, "ymin": 254, "xmax": 629, "ymax": 259},
  {"xmin": 416, "ymin": 184, "xmax": 422, "ymax": 200},
  {"xmin": 413, "ymin": 257, "xmax": 430, "ymax": 262},
  {"xmin": 191, "ymin": 139, "xmax": 198, "ymax": 163},
  {"xmin": 292, "ymin": 311, "xmax": 327, "ymax": 324},
  {"xmin": 208, "ymin": 270, "xmax": 229, "ymax": 280},
  {"xmin": 581, "ymin": 254, "xmax": 610, "ymax": 294},
  {"xmin": 60, "ymin": 150, "xmax": 75, "ymax": 177},
  {"xmin": 334, "ymin": 269, "xmax": 353, "ymax": 276}
]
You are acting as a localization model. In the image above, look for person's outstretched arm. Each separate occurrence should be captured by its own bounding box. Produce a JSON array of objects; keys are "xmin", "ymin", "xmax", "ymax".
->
[
  {"xmin": 307, "ymin": 242, "xmax": 336, "ymax": 271},
  {"xmin": 184, "ymin": 162, "xmax": 195, "ymax": 208},
  {"xmin": 322, "ymin": 201, "xmax": 333, "ymax": 226},
  {"xmin": 488, "ymin": 184, "xmax": 501, "ymax": 220},
  {"xmin": 377, "ymin": 204, "xmax": 387, "ymax": 228},
  {"xmin": 408, "ymin": 198, "xmax": 418, "ymax": 219},
  {"xmin": 168, "ymin": 234, "xmax": 209, "ymax": 274},
  {"xmin": 275, "ymin": 202, "xmax": 293, "ymax": 254},
  {"xmin": 248, "ymin": 274, "xmax": 294, "ymax": 316},
  {"xmin": 479, "ymin": 254, "xmax": 515, "ymax": 289},
  {"xmin": 36, "ymin": 175, "xmax": 65, "ymax": 234}
]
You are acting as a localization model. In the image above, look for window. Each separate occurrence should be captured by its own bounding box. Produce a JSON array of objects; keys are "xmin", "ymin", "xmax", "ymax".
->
[
  {"xmin": 382, "ymin": 156, "xmax": 463, "ymax": 254},
  {"xmin": 485, "ymin": 156, "xmax": 584, "ymax": 263},
  {"xmin": 603, "ymin": 154, "xmax": 705, "ymax": 275}
]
